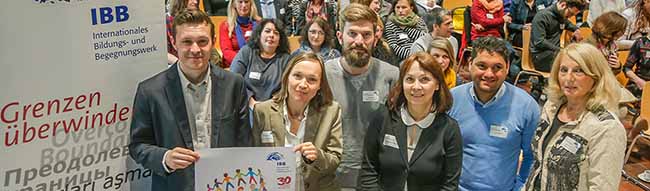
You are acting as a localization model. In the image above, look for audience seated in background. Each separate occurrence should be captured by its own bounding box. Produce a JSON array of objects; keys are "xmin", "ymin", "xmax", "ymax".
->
[
  {"xmin": 384, "ymin": 0, "xmax": 429, "ymax": 62},
  {"xmin": 427, "ymin": 37, "xmax": 458, "ymax": 88},
  {"xmin": 373, "ymin": 14, "xmax": 400, "ymax": 66},
  {"xmin": 587, "ymin": 0, "xmax": 626, "ymax": 26},
  {"xmin": 624, "ymin": 35, "xmax": 650, "ymax": 98},
  {"xmin": 619, "ymin": 0, "xmax": 650, "ymax": 49},
  {"xmin": 231, "ymin": 19, "xmax": 291, "ymax": 109},
  {"xmin": 294, "ymin": 0, "xmax": 338, "ymax": 35},
  {"xmin": 291, "ymin": 17, "xmax": 341, "ymax": 61},
  {"xmin": 508, "ymin": 0, "xmax": 554, "ymax": 47},
  {"xmin": 166, "ymin": 0, "xmax": 199, "ymax": 64},
  {"xmin": 471, "ymin": 0, "xmax": 510, "ymax": 40},
  {"xmin": 411, "ymin": 7, "xmax": 457, "ymax": 56},
  {"xmin": 220, "ymin": 0, "xmax": 261, "ymax": 67},
  {"xmin": 530, "ymin": 0, "xmax": 585, "ymax": 72}
]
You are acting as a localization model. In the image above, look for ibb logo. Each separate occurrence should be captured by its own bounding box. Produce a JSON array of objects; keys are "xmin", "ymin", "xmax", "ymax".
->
[{"xmin": 91, "ymin": 5, "xmax": 129, "ymax": 25}]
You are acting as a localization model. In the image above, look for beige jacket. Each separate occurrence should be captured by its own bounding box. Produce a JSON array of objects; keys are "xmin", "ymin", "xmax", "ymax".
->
[
  {"xmin": 252, "ymin": 100, "xmax": 343, "ymax": 191},
  {"xmin": 524, "ymin": 101, "xmax": 626, "ymax": 191}
]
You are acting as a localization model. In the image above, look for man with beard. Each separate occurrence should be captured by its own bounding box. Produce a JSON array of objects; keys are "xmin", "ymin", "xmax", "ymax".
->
[
  {"xmin": 323, "ymin": 3, "xmax": 399, "ymax": 190},
  {"xmin": 530, "ymin": 0, "xmax": 586, "ymax": 72},
  {"xmin": 448, "ymin": 37, "xmax": 540, "ymax": 191}
]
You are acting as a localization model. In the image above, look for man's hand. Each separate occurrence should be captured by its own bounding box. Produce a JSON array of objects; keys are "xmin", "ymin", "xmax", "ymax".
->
[
  {"xmin": 248, "ymin": 97, "xmax": 257, "ymax": 109},
  {"xmin": 294, "ymin": 142, "xmax": 318, "ymax": 162},
  {"xmin": 503, "ymin": 15, "xmax": 512, "ymax": 23},
  {"xmin": 523, "ymin": 23, "xmax": 532, "ymax": 30},
  {"xmin": 164, "ymin": 147, "xmax": 200, "ymax": 171}
]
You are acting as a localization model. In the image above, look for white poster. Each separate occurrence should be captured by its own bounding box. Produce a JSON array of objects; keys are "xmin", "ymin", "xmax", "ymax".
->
[
  {"xmin": 195, "ymin": 147, "xmax": 297, "ymax": 191},
  {"xmin": 1, "ymin": 1, "xmax": 165, "ymax": 190}
]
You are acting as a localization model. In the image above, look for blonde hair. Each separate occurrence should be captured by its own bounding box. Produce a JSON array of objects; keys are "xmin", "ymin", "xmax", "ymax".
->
[
  {"xmin": 427, "ymin": 37, "xmax": 457, "ymax": 71},
  {"xmin": 226, "ymin": 0, "xmax": 261, "ymax": 35},
  {"xmin": 546, "ymin": 43, "xmax": 620, "ymax": 112}
]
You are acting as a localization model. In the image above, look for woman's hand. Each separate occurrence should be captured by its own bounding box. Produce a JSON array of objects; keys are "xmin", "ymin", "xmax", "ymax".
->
[
  {"xmin": 635, "ymin": 78, "xmax": 646, "ymax": 90},
  {"xmin": 248, "ymin": 97, "xmax": 257, "ymax": 109},
  {"xmin": 294, "ymin": 142, "xmax": 318, "ymax": 162}
]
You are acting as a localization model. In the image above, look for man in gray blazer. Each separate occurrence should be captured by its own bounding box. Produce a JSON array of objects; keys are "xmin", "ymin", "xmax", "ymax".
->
[{"xmin": 129, "ymin": 10, "xmax": 251, "ymax": 191}]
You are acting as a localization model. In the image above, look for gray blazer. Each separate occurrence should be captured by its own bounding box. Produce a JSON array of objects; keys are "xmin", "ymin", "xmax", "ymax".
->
[
  {"xmin": 129, "ymin": 63, "xmax": 252, "ymax": 191},
  {"xmin": 252, "ymin": 99, "xmax": 343, "ymax": 191}
]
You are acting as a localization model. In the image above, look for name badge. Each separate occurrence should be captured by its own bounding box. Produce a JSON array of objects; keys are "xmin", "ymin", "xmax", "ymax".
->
[
  {"xmin": 249, "ymin": 72, "xmax": 261, "ymax": 80},
  {"xmin": 486, "ymin": 13, "xmax": 494, "ymax": 19},
  {"xmin": 398, "ymin": 33, "xmax": 408, "ymax": 39},
  {"xmin": 362, "ymin": 91, "xmax": 380, "ymax": 102},
  {"xmin": 537, "ymin": 4, "xmax": 545, "ymax": 10},
  {"xmin": 245, "ymin": 31, "xmax": 252, "ymax": 37},
  {"xmin": 280, "ymin": 8, "xmax": 285, "ymax": 15},
  {"xmin": 489, "ymin": 125, "xmax": 509, "ymax": 139},
  {"xmin": 261, "ymin": 131, "xmax": 274, "ymax": 144},
  {"xmin": 560, "ymin": 24, "xmax": 565, "ymax": 30},
  {"xmin": 559, "ymin": 136, "xmax": 581, "ymax": 154},
  {"xmin": 383, "ymin": 134, "xmax": 399, "ymax": 149}
]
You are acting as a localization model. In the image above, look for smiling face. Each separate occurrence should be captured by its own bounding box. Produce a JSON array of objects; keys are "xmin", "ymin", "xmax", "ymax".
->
[
  {"xmin": 307, "ymin": 23, "xmax": 326, "ymax": 49},
  {"xmin": 429, "ymin": 47, "xmax": 451, "ymax": 71},
  {"xmin": 287, "ymin": 60, "xmax": 322, "ymax": 104},
  {"xmin": 173, "ymin": 22, "xmax": 214, "ymax": 73},
  {"xmin": 403, "ymin": 62, "xmax": 439, "ymax": 109},
  {"xmin": 235, "ymin": 0, "xmax": 251, "ymax": 17},
  {"xmin": 260, "ymin": 22, "xmax": 280, "ymax": 53},
  {"xmin": 394, "ymin": 0, "xmax": 413, "ymax": 17},
  {"xmin": 470, "ymin": 50, "xmax": 509, "ymax": 100},
  {"xmin": 558, "ymin": 55, "xmax": 595, "ymax": 103}
]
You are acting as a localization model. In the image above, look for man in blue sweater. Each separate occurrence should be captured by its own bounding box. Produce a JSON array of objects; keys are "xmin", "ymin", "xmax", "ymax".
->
[{"xmin": 448, "ymin": 37, "xmax": 540, "ymax": 191}]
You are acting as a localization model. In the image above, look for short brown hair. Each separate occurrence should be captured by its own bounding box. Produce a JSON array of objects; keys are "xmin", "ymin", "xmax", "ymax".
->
[
  {"xmin": 387, "ymin": 52, "xmax": 453, "ymax": 113},
  {"xmin": 559, "ymin": 0, "xmax": 587, "ymax": 10},
  {"xmin": 173, "ymin": 9, "xmax": 216, "ymax": 40},
  {"xmin": 272, "ymin": 52, "xmax": 334, "ymax": 111},
  {"xmin": 338, "ymin": 3, "xmax": 378, "ymax": 32},
  {"xmin": 300, "ymin": 17, "xmax": 336, "ymax": 49}
]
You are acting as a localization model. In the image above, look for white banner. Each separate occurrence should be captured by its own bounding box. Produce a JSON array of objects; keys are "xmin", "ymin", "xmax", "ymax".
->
[
  {"xmin": 195, "ymin": 147, "xmax": 297, "ymax": 191},
  {"xmin": 1, "ymin": 1, "xmax": 165, "ymax": 190}
]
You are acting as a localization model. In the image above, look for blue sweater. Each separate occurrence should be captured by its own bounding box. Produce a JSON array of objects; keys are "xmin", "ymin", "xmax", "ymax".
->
[{"xmin": 448, "ymin": 83, "xmax": 540, "ymax": 191}]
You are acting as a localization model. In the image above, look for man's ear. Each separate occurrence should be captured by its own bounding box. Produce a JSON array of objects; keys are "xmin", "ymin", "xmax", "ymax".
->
[
  {"xmin": 171, "ymin": 35, "xmax": 177, "ymax": 50},
  {"xmin": 337, "ymin": 31, "xmax": 343, "ymax": 45}
]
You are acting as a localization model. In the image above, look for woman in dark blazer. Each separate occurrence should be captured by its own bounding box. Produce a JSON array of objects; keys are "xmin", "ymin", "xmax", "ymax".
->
[
  {"xmin": 359, "ymin": 52, "xmax": 462, "ymax": 191},
  {"xmin": 252, "ymin": 52, "xmax": 342, "ymax": 191}
]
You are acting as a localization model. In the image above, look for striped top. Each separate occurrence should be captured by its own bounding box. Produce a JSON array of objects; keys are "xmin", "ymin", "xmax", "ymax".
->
[{"xmin": 383, "ymin": 17, "xmax": 428, "ymax": 61}]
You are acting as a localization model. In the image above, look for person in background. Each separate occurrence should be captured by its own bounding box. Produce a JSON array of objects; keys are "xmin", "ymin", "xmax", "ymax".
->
[
  {"xmin": 427, "ymin": 37, "xmax": 458, "ymax": 88},
  {"xmin": 166, "ymin": 0, "xmax": 199, "ymax": 64},
  {"xmin": 252, "ymin": 52, "xmax": 342, "ymax": 191},
  {"xmin": 374, "ymin": 14, "xmax": 400, "ymax": 66},
  {"xmin": 384, "ymin": 0, "xmax": 429, "ymax": 62},
  {"xmin": 587, "ymin": 0, "xmax": 626, "ymax": 26},
  {"xmin": 624, "ymin": 35, "xmax": 650, "ymax": 98},
  {"xmin": 410, "ymin": 7, "xmax": 457, "ymax": 56},
  {"xmin": 295, "ymin": 0, "xmax": 339, "ymax": 35},
  {"xmin": 204, "ymin": 0, "xmax": 229, "ymax": 15},
  {"xmin": 583, "ymin": 11, "xmax": 628, "ymax": 74},
  {"xmin": 231, "ymin": 19, "xmax": 291, "ymax": 109},
  {"xmin": 471, "ymin": 0, "xmax": 511, "ymax": 40},
  {"xmin": 292, "ymin": 17, "xmax": 341, "ymax": 62},
  {"xmin": 326, "ymin": 4, "xmax": 400, "ymax": 190},
  {"xmin": 254, "ymin": 0, "xmax": 291, "ymax": 34},
  {"xmin": 508, "ymin": 0, "xmax": 554, "ymax": 47},
  {"xmin": 524, "ymin": 43, "xmax": 626, "ymax": 191},
  {"xmin": 619, "ymin": 0, "xmax": 650, "ymax": 49},
  {"xmin": 448, "ymin": 37, "xmax": 540, "ymax": 191},
  {"xmin": 220, "ymin": 0, "xmax": 261, "ymax": 67},
  {"xmin": 129, "ymin": 10, "xmax": 251, "ymax": 191},
  {"xmin": 359, "ymin": 52, "xmax": 462, "ymax": 190},
  {"xmin": 530, "ymin": 0, "xmax": 586, "ymax": 72}
]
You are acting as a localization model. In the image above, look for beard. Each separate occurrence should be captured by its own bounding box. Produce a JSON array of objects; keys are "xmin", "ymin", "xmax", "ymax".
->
[{"xmin": 343, "ymin": 43, "xmax": 373, "ymax": 67}]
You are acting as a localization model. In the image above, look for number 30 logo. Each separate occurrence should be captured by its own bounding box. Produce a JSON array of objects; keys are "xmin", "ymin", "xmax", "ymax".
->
[{"xmin": 277, "ymin": 176, "xmax": 292, "ymax": 185}]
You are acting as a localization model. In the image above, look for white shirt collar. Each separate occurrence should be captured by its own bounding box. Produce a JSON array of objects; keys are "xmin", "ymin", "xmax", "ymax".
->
[
  {"xmin": 400, "ymin": 104, "xmax": 436, "ymax": 129},
  {"xmin": 469, "ymin": 83, "xmax": 506, "ymax": 107},
  {"xmin": 177, "ymin": 62, "xmax": 211, "ymax": 88}
]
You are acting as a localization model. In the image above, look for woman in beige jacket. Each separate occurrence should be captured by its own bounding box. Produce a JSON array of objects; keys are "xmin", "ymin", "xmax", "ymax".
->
[
  {"xmin": 252, "ymin": 52, "xmax": 342, "ymax": 191},
  {"xmin": 524, "ymin": 43, "xmax": 626, "ymax": 191}
]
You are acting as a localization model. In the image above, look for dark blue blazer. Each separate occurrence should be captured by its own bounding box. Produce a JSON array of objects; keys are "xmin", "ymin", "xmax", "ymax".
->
[{"xmin": 129, "ymin": 63, "xmax": 252, "ymax": 191}]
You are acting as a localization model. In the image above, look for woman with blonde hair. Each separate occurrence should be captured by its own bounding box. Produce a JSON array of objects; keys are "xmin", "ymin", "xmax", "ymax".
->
[
  {"xmin": 427, "ymin": 36, "xmax": 457, "ymax": 88},
  {"xmin": 219, "ymin": 0, "xmax": 261, "ymax": 67},
  {"xmin": 252, "ymin": 52, "xmax": 342, "ymax": 191},
  {"xmin": 524, "ymin": 43, "xmax": 626, "ymax": 191}
]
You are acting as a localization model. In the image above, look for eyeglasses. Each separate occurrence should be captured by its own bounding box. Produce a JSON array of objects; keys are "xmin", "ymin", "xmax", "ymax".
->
[{"xmin": 308, "ymin": 30, "xmax": 325, "ymax": 36}]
